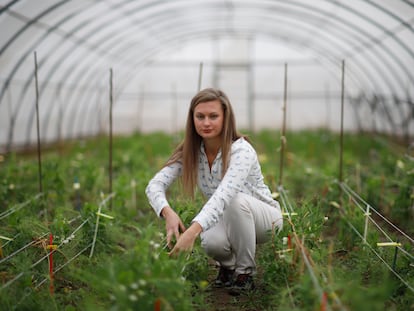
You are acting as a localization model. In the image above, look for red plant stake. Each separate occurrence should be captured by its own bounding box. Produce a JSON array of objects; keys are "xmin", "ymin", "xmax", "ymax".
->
[
  {"xmin": 320, "ymin": 291, "xmax": 327, "ymax": 311},
  {"xmin": 287, "ymin": 234, "xmax": 292, "ymax": 249},
  {"xmin": 48, "ymin": 233, "xmax": 54, "ymax": 295},
  {"xmin": 154, "ymin": 298, "xmax": 161, "ymax": 311}
]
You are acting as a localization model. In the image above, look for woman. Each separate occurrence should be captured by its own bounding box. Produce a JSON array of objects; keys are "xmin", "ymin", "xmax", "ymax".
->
[{"xmin": 145, "ymin": 88, "xmax": 283, "ymax": 295}]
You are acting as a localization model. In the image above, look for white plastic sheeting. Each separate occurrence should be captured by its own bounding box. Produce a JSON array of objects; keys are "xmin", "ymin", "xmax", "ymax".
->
[{"xmin": 0, "ymin": 0, "xmax": 413, "ymax": 151}]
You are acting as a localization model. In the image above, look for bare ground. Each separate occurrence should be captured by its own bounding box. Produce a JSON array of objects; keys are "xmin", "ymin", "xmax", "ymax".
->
[{"xmin": 200, "ymin": 259, "xmax": 271, "ymax": 311}]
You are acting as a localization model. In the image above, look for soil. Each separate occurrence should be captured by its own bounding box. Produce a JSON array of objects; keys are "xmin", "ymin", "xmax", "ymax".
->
[{"xmin": 200, "ymin": 259, "xmax": 267, "ymax": 311}]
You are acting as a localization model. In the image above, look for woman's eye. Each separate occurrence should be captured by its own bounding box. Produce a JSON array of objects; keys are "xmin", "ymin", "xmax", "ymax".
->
[
  {"xmin": 196, "ymin": 115, "xmax": 204, "ymax": 120},
  {"xmin": 210, "ymin": 115, "xmax": 218, "ymax": 119}
]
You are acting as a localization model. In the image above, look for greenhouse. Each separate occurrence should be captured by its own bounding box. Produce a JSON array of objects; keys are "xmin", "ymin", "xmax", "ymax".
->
[{"xmin": 0, "ymin": 1, "xmax": 413, "ymax": 310}]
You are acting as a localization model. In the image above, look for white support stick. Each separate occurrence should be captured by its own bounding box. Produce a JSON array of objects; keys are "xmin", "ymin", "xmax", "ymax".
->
[{"xmin": 363, "ymin": 204, "xmax": 370, "ymax": 244}]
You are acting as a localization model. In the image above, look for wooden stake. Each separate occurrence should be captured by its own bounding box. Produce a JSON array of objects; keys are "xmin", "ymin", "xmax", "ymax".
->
[
  {"xmin": 34, "ymin": 52, "xmax": 43, "ymax": 194},
  {"xmin": 109, "ymin": 69, "xmax": 113, "ymax": 210},
  {"xmin": 339, "ymin": 60, "xmax": 345, "ymax": 202},
  {"xmin": 279, "ymin": 63, "xmax": 288, "ymax": 187}
]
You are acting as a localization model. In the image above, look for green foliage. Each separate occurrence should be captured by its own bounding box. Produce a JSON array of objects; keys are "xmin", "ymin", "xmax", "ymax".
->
[
  {"xmin": 0, "ymin": 130, "xmax": 413, "ymax": 310},
  {"xmin": 72, "ymin": 225, "xmax": 197, "ymax": 311}
]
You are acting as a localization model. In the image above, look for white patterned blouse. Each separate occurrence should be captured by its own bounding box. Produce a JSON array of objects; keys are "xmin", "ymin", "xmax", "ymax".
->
[{"xmin": 145, "ymin": 137, "xmax": 280, "ymax": 231}]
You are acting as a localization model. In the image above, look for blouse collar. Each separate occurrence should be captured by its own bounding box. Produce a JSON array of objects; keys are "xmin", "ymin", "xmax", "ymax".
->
[{"xmin": 200, "ymin": 141, "xmax": 223, "ymax": 160}]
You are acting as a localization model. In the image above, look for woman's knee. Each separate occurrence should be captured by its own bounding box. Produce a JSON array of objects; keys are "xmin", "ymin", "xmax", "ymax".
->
[
  {"xmin": 201, "ymin": 236, "xmax": 230, "ymax": 259},
  {"xmin": 200, "ymin": 227, "xmax": 229, "ymax": 258},
  {"xmin": 226, "ymin": 193, "xmax": 251, "ymax": 217}
]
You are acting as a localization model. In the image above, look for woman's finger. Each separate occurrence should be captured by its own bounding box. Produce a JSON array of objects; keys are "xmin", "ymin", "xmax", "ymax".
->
[
  {"xmin": 168, "ymin": 244, "xmax": 178, "ymax": 257},
  {"xmin": 179, "ymin": 221, "xmax": 186, "ymax": 233},
  {"xmin": 166, "ymin": 230, "xmax": 174, "ymax": 249},
  {"xmin": 174, "ymin": 228, "xmax": 181, "ymax": 240}
]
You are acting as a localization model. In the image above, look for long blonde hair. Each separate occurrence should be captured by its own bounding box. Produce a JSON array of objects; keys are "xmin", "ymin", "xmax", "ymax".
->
[{"xmin": 165, "ymin": 88, "xmax": 245, "ymax": 198}]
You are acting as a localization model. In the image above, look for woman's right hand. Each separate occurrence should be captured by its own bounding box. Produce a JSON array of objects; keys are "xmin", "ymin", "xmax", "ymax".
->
[{"xmin": 161, "ymin": 206, "xmax": 186, "ymax": 249}]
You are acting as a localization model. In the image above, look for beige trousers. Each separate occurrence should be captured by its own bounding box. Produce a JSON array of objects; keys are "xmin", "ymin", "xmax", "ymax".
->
[{"xmin": 200, "ymin": 193, "xmax": 283, "ymax": 276}]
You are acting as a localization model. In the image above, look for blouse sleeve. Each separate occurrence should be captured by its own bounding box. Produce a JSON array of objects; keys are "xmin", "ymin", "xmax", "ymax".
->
[
  {"xmin": 192, "ymin": 140, "xmax": 256, "ymax": 231},
  {"xmin": 145, "ymin": 161, "xmax": 182, "ymax": 217}
]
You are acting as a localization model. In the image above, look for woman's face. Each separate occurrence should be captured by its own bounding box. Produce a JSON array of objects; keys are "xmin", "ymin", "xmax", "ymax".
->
[{"xmin": 193, "ymin": 100, "xmax": 224, "ymax": 141}]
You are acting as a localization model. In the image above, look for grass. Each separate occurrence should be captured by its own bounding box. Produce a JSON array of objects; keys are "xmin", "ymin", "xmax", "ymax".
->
[{"xmin": 0, "ymin": 129, "xmax": 413, "ymax": 310}]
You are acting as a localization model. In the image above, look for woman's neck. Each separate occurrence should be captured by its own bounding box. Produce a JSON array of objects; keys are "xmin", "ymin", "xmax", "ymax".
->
[
  {"xmin": 203, "ymin": 139, "xmax": 221, "ymax": 168},
  {"xmin": 203, "ymin": 139, "xmax": 221, "ymax": 156}
]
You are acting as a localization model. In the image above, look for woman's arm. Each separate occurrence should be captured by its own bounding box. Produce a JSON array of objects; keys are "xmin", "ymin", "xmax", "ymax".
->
[
  {"xmin": 145, "ymin": 162, "xmax": 182, "ymax": 217},
  {"xmin": 146, "ymin": 162, "xmax": 184, "ymax": 248}
]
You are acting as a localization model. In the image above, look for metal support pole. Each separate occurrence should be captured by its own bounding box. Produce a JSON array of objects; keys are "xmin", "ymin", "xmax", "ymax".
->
[
  {"xmin": 6, "ymin": 82, "xmax": 14, "ymax": 153},
  {"xmin": 247, "ymin": 60, "xmax": 254, "ymax": 131},
  {"xmin": 325, "ymin": 83, "xmax": 331, "ymax": 130},
  {"xmin": 198, "ymin": 62, "xmax": 203, "ymax": 91},
  {"xmin": 56, "ymin": 83, "xmax": 63, "ymax": 152},
  {"xmin": 137, "ymin": 85, "xmax": 144, "ymax": 133},
  {"xmin": 171, "ymin": 83, "xmax": 177, "ymax": 134},
  {"xmin": 279, "ymin": 63, "xmax": 288, "ymax": 187}
]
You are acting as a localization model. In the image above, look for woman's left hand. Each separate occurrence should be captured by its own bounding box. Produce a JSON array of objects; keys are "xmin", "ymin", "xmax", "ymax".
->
[{"xmin": 169, "ymin": 222, "xmax": 202, "ymax": 257}]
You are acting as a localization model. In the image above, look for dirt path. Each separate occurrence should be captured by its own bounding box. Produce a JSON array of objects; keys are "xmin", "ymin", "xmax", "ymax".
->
[{"xmin": 201, "ymin": 260, "xmax": 266, "ymax": 311}]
